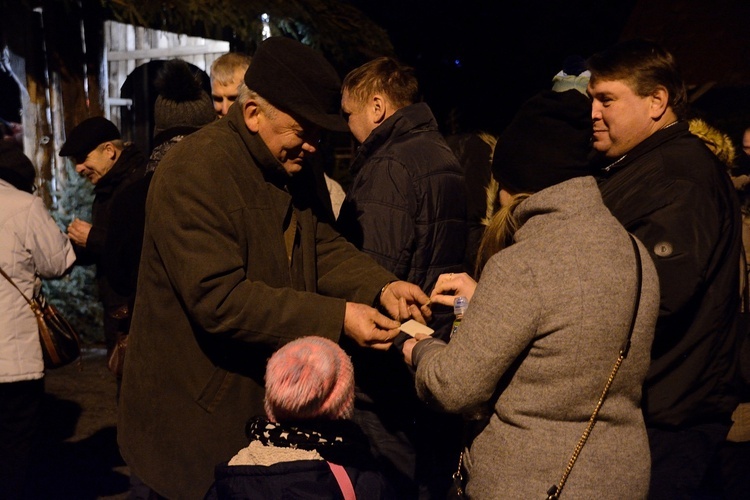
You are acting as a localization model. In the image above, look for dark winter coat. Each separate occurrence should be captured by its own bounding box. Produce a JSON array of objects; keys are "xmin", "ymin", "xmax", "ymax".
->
[
  {"xmin": 597, "ymin": 121, "xmax": 744, "ymax": 428},
  {"xmin": 73, "ymin": 145, "xmax": 147, "ymax": 316},
  {"xmin": 337, "ymin": 102, "xmax": 467, "ymax": 339},
  {"xmin": 117, "ymin": 103, "xmax": 396, "ymax": 499}
]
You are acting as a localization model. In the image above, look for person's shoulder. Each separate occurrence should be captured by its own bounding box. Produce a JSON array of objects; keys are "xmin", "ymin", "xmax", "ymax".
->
[
  {"xmin": 657, "ymin": 132, "xmax": 727, "ymax": 184},
  {"xmin": 0, "ymin": 182, "xmax": 35, "ymax": 208}
]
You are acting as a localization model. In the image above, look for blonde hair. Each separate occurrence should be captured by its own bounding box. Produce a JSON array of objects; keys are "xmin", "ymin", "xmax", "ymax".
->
[
  {"xmin": 210, "ymin": 52, "xmax": 251, "ymax": 86},
  {"xmin": 342, "ymin": 57, "xmax": 418, "ymax": 110},
  {"xmin": 474, "ymin": 191, "xmax": 530, "ymax": 278}
]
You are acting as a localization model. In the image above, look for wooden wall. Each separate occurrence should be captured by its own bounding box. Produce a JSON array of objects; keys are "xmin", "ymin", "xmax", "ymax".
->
[{"xmin": 1, "ymin": 2, "xmax": 229, "ymax": 207}]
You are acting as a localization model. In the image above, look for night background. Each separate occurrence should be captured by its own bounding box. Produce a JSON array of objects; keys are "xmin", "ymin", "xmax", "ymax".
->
[
  {"xmin": 349, "ymin": 0, "xmax": 750, "ymax": 140},
  {"xmin": 1, "ymin": 0, "xmax": 749, "ymax": 141}
]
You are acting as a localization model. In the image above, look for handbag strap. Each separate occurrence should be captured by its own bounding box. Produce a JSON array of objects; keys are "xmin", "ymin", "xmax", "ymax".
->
[
  {"xmin": 546, "ymin": 233, "xmax": 643, "ymax": 500},
  {"xmin": 327, "ymin": 461, "xmax": 356, "ymax": 500},
  {"xmin": 0, "ymin": 265, "xmax": 36, "ymax": 308}
]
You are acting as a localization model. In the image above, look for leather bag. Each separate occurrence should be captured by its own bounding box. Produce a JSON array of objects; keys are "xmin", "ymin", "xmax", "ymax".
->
[{"xmin": 1, "ymin": 266, "xmax": 81, "ymax": 369}]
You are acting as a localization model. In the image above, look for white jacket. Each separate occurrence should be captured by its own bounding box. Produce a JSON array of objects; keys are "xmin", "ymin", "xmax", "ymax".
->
[{"xmin": 0, "ymin": 179, "xmax": 76, "ymax": 382}]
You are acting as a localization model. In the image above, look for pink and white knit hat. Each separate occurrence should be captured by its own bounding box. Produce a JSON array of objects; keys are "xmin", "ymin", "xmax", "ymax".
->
[{"xmin": 264, "ymin": 336, "xmax": 355, "ymax": 421}]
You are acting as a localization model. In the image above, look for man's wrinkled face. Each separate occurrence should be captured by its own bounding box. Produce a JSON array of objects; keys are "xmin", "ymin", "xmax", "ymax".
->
[
  {"xmin": 74, "ymin": 144, "xmax": 116, "ymax": 185},
  {"xmin": 588, "ymin": 79, "xmax": 655, "ymax": 158},
  {"xmin": 211, "ymin": 69, "xmax": 246, "ymax": 118},
  {"xmin": 742, "ymin": 129, "xmax": 750, "ymax": 157},
  {"xmin": 254, "ymin": 107, "xmax": 321, "ymax": 176}
]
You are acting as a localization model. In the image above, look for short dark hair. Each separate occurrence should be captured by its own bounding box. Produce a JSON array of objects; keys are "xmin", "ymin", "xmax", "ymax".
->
[
  {"xmin": 342, "ymin": 57, "xmax": 419, "ymax": 110},
  {"xmin": 587, "ymin": 39, "xmax": 688, "ymax": 119}
]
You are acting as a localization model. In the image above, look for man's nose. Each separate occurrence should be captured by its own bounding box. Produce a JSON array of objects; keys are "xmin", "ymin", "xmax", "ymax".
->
[{"xmin": 301, "ymin": 141, "xmax": 317, "ymax": 154}]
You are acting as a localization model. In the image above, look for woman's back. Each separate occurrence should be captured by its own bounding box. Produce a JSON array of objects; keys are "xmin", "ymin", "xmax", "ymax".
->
[{"xmin": 415, "ymin": 177, "xmax": 659, "ymax": 498}]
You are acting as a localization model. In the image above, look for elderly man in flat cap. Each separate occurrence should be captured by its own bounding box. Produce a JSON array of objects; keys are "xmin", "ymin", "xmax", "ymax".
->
[
  {"xmin": 117, "ymin": 36, "xmax": 431, "ymax": 499},
  {"xmin": 59, "ymin": 117, "xmax": 148, "ymax": 369}
]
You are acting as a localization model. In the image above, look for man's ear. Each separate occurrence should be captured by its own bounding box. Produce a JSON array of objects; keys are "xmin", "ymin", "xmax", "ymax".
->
[
  {"xmin": 371, "ymin": 95, "xmax": 387, "ymax": 124},
  {"xmin": 103, "ymin": 142, "xmax": 118, "ymax": 160},
  {"xmin": 243, "ymin": 100, "xmax": 261, "ymax": 132},
  {"xmin": 649, "ymin": 86, "xmax": 670, "ymax": 120}
]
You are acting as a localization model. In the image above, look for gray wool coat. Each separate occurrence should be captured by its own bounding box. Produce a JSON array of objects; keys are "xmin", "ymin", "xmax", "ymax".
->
[{"xmin": 412, "ymin": 177, "xmax": 659, "ymax": 499}]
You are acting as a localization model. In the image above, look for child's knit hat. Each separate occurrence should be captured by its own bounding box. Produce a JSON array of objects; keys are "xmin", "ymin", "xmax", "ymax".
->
[{"xmin": 264, "ymin": 336, "xmax": 354, "ymax": 421}]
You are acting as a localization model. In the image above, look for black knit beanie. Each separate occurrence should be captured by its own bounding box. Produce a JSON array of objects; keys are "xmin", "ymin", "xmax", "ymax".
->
[
  {"xmin": 492, "ymin": 89, "xmax": 595, "ymax": 194},
  {"xmin": 153, "ymin": 59, "xmax": 215, "ymax": 137}
]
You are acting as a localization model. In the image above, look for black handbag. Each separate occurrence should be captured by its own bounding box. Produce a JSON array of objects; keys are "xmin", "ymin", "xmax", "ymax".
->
[{"xmin": 1, "ymin": 266, "xmax": 82, "ymax": 370}]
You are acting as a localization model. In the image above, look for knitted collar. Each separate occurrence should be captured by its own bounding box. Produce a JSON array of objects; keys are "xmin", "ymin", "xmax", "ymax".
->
[{"xmin": 245, "ymin": 415, "xmax": 374, "ymax": 467}]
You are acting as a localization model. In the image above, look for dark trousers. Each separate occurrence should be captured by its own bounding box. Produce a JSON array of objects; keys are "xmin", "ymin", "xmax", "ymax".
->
[
  {"xmin": 0, "ymin": 378, "xmax": 44, "ymax": 500},
  {"xmin": 647, "ymin": 422, "xmax": 731, "ymax": 499},
  {"xmin": 353, "ymin": 400, "xmax": 463, "ymax": 500}
]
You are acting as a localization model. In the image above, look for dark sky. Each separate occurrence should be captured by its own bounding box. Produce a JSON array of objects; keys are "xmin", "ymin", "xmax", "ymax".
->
[{"xmin": 349, "ymin": 0, "xmax": 638, "ymax": 134}]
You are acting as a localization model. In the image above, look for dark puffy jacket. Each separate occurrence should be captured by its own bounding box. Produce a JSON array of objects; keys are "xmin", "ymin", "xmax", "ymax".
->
[
  {"xmin": 337, "ymin": 102, "xmax": 467, "ymax": 340},
  {"xmin": 597, "ymin": 121, "xmax": 743, "ymax": 427}
]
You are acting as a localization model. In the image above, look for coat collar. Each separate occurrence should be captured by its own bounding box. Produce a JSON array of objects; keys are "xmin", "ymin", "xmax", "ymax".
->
[
  {"xmin": 94, "ymin": 144, "xmax": 146, "ymax": 195},
  {"xmin": 599, "ymin": 121, "xmax": 689, "ymax": 177},
  {"xmin": 350, "ymin": 102, "xmax": 438, "ymax": 174},
  {"xmin": 513, "ymin": 176, "xmax": 608, "ymax": 242}
]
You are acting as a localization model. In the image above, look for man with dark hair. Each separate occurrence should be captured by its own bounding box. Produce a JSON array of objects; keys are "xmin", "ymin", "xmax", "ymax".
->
[
  {"xmin": 117, "ymin": 37, "xmax": 431, "ymax": 499},
  {"xmin": 588, "ymin": 39, "xmax": 744, "ymax": 498},
  {"xmin": 337, "ymin": 56, "xmax": 466, "ymax": 499}
]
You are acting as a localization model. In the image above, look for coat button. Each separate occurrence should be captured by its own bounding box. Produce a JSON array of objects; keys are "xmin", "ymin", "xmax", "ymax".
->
[{"xmin": 654, "ymin": 241, "xmax": 673, "ymax": 257}]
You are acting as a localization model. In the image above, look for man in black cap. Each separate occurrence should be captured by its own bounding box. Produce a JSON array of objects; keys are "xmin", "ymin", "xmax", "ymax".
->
[
  {"xmin": 117, "ymin": 36, "xmax": 431, "ymax": 499},
  {"xmin": 59, "ymin": 116, "xmax": 148, "ymax": 369}
]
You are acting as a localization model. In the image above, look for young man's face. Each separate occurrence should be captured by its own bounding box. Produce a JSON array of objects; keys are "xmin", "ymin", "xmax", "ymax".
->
[
  {"xmin": 211, "ymin": 69, "xmax": 246, "ymax": 118},
  {"xmin": 341, "ymin": 90, "xmax": 376, "ymax": 144},
  {"xmin": 588, "ymin": 79, "xmax": 657, "ymax": 158},
  {"xmin": 742, "ymin": 129, "xmax": 750, "ymax": 157}
]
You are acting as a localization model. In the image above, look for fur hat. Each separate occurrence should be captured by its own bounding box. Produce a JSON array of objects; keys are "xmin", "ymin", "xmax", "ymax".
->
[
  {"xmin": 492, "ymin": 89, "xmax": 595, "ymax": 194},
  {"xmin": 264, "ymin": 336, "xmax": 354, "ymax": 422},
  {"xmin": 153, "ymin": 59, "xmax": 215, "ymax": 137},
  {"xmin": 59, "ymin": 116, "xmax": 121, "ymax": 160},
  {"xmin": 244, "ymin": 37, "xmax": 348, "ymax": 132},
  {"xmin": 0, "ymin": 141, "xmax": 35, "ymax": 193}
]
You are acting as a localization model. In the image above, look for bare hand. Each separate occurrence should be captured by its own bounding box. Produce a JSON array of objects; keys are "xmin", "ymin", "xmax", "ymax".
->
[
  {"xmin": 430, "ymin": 272, "xmax": 477, "ymax": 307},
  {"xmin": 402, "ymin": 333, "xmax": 431, "ymax": 366},
  {"xmin": 67, "ymin": 218, "xmax": 92, "ymax": 247},
  {"xmin": 344, "ymin": 302, "xmax": 401, "ymax": 351},
  {"xmin": 379, "ymin": 280, "xmax": 432, "ymax": 324}
]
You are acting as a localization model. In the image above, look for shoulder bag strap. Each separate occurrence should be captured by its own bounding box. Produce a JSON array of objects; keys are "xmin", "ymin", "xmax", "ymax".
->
[
  {"xmin": 546, "ymin": 233, "xmax": 643, "ymax": 500},
  {"xmin": 327, "ymin": 461, "xmax": 356, "ymax": 500},
  {"xmin": 0, "ymin": 264, "xmax": 35, "ymax": 308}
]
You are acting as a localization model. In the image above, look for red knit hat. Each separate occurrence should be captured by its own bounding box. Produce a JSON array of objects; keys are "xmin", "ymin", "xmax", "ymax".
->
[{"xmin": 264, "ymin": 336, "xmax": 354, "ymax": 421}]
